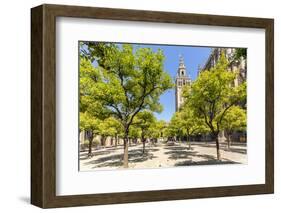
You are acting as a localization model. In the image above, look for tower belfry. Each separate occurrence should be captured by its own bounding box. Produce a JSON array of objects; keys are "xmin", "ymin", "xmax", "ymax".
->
[
  {"xmin": 175, "ymin": 55, "xmax": 191, "ymax": 111},
  {"xmin": 178, "ymin": 55, "xmax": 186, "ymax": 76}
]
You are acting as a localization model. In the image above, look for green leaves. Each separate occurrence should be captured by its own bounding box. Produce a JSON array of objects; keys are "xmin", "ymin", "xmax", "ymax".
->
[
  {"xmin": 222, "ymin": 106, "xmax": 246, "ymax": 132},
  {"xmin": 167, "ymin": 106, "xmax": 208, "ymax": 139},
  {"xmin": 182, "ymin": 53, "xmax": 246, "ymax": 135},
  {"xmin": 168, "ymin": 112, "xmax": 185, "ymax": 137},
  {"xmin": 79, "ymin": 112, "xmax": 100, "ymax": 134},
  {"xmin": 81, "ymin": 42, "xmax": 173, "ymax": 130},
  {"xmin": 79, "ymin": 42, "xmax": 173, "ymax": 167},
  {"xmin": 132, "ymin": 111, "xmax": 156, "ymax": 139},
  {"xmin": 99, "ymin": 117, "xmax": 123, "ymax": 137}
]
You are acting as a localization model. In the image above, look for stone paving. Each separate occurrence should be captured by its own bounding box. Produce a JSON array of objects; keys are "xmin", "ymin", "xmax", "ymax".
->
[{"xmin": 79, "ymin": 141, "xmax": 247, "ymax": 171}]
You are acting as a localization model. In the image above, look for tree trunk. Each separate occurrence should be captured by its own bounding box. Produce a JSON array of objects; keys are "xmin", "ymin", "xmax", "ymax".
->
[
  {"xmin": 123, "ymin": 136, "xmax": 129, "ymax": 168},
  {"xmin": 215, "ymin": 136, "xmax": 221, "ymax": 161},
  {"xmin": 227, "ymin": 133, "xmax": 231, "ymax": 149},
  {"xmin": 101, "ymin": 136, "xmax": 105, "ymax": 148},
  {"xmin": 187, "ymin": 134, "xmax": 191, "ymax": 149},
  {"xmin": 88, "ymin": 134, "xmax": 93, "ymax": 158},
  {"xmin": 115, "ymin": 135, "xmax": 118, "ymax": 147},
  {"xmin": 101, "ymin": 136, "xmax": 104, "ymax": 147},
  {"xmin": 79, "ymin": 130, "xmax": 81, "ymax": 145},
  {"xmin": 142, "ymin": 138, "xmax": 146, "ymax": 155},
  {"xmin": 186, "ymin": 131, "xmax": 191, "ymax": 149},
  {"xmin": 152, "ymin": 138, "xmax": 156, "ymax": 146},
  {"xmin": 123, "ymin": 127, "xmax": 129, "ymax": 168}
]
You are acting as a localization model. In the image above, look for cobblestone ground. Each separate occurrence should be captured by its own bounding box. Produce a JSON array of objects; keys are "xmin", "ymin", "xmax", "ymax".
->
[{"xmin": 79, "ymin": 142, "xmax": 247, "ymax": 171}]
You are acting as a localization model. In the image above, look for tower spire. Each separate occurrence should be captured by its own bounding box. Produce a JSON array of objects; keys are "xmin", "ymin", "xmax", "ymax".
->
[
  {"xmin": 179, "ymin": 54, "xmax": 184, "ymax": 65},
  {"xmin": 178, "ymin": 54, "xmax": 186, "ymax": 76}
]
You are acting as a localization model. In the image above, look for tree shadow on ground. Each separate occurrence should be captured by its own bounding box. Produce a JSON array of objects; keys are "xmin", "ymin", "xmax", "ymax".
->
[
  {"xmin": 86, "ymin": 148, "xmax": 159, "ymax": 168},
  {"xmin": 193, "ymin": 143, "xmax": 216, "ymax": 148},
  {"xmin": 128, "ymin": 149, "xmax": 157, "ymax": 163},
  {"xmin": 79, "ymin": 153, "xmax": 89, "ymax": 161},
  {"xmin": 93, "ymin": 160, "xmax": 123, "ymax": 168},
  {"xmin": 175, "ymin": 159, "xmax": 239, "ymax": 167},
  {"xmin": 191, "ymin": 153, "xmax": 218, "ymax": 161},
  {"xmin": 195, "ymin": 142, "xmax": 247, "ymax": 150},
  {"xmin": 222, "ymin": 147, "xmax": 247, "ymax": 154},
  {"xmin": 164, "ymin": 143, "xmax": 241, "ymax": 166},
  {"xmin": 229, "ymin": 142, "xmax": 247, "ymax": 147},
  {"xmin": 84, "ymin": 153, "xmax": 123, "ymax": 166},
  {"xmin": 164, "ymin": 145, "xmax": 241, "ymax": 164},
  {"xmin": 79, "ymin": 150, "xmax": 112, "ymax": 160},
  {"xmin": 144, "ymin": 148, "xmax": 160, "ymax": 152},
  {"xmin": 95, "ymin": 146, "xmax": 124, "ymax": 151},
  {"xmin": 164, "ymin": 150, "xmax": 195, "ymax": 160},
  {"xmin": 164, "ymin": 146, "xmax": 188, "ymax": 151}
]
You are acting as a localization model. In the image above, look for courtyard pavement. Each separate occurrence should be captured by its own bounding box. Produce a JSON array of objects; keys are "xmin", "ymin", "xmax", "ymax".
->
[{"xmin": 79, "ymin": 141, "xmax": 247, "ymax": 171}]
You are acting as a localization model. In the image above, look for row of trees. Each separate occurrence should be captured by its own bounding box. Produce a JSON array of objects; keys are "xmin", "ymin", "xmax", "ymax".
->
[
  {"xmin": 167, "ymin": 53, "xmax": 246, "ymax": 160},
  {"xmin": 80, "ymin": 110, "xmax": 167, "ymax": 157},
  {"xmin": 79, "ymin": 42, "xmax": 173, "ymax": 167},
  {"xmin": 80, "ymin": 42, "xmax": 247, "ymax": 166}
]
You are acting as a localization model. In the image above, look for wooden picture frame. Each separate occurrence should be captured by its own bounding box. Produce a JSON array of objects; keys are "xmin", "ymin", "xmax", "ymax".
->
[{"xmin": 31, "ymin": 4, "xmax": 274, "ymax": 208}]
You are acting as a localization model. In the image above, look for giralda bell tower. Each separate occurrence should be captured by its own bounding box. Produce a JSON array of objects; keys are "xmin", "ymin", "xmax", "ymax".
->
[{"xmin": 175, "ymin": 55, "xmax": 191, "ymax": 111}]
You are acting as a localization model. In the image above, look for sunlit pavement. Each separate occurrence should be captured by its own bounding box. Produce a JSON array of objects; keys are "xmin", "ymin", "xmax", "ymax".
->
[{"xmin": 79, "ymin": 141, "xmax": 247, "ymax": 171}]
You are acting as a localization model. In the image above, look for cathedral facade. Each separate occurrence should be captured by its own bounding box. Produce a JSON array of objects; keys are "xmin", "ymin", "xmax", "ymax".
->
[{"xmin": 198, "ymin": 48, "xmax": 247, "ymax": 86}]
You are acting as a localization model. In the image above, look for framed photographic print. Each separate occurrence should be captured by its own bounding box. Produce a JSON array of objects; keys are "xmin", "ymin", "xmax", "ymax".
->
[{"xmin": 31, "ymin": 4, "xmax": 274, "ymax": 208}]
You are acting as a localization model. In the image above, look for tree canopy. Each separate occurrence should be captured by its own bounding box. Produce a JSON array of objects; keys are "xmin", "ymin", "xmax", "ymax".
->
[
  {"xmin": 79, "ymin": 42, "xmax": 173, "ymax": 167},
  {"xmin": 132, "ymin": 111, "xmax": 156, "ymax": 153},
  {"xmin": 183, "ymin": 53, "xmax": 246, "ymax": 160},
  {"xmin": 222, "ymin": 106, "xmax": 246, "ymax": 148}
]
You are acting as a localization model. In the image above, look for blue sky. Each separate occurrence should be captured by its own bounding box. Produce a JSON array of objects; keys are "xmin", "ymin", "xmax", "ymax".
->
[{"xmin": 136, "ymin": 44, "xmax": 212, "ymax": 122}]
